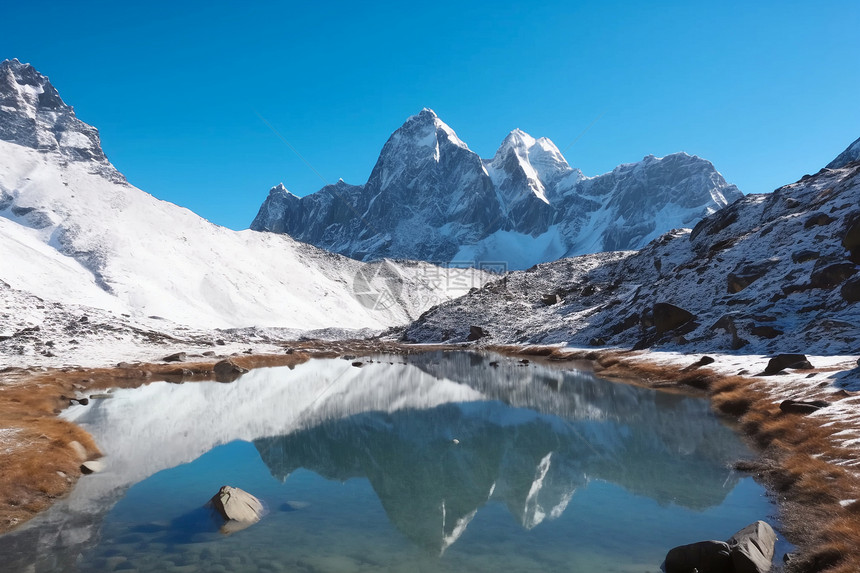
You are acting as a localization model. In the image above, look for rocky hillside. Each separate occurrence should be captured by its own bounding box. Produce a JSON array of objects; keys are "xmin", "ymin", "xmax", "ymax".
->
[
  {"xmin": 404, "ymin": 140, "xmax": 860, "ymax": 356},
  {"xmin": 251, "ymin": 109, "xmax": 742, "ymax": 270}
]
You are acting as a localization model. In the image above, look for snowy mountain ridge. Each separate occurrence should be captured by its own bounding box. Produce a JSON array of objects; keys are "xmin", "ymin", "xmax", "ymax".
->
[
  {"xmin": 252, "ymin": 108, "xmax": 743, "ymax": 269},
  {"xmin": 404, "ymin": 138, "xmax": 860, "ymax": 357}
]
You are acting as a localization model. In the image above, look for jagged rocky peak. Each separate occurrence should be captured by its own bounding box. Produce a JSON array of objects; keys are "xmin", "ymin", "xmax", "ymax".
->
[
  {"xmin": 384, "ymin": 108, "xmax": 469, "ymax": 156},
  {"xmin": 251, "ymin": 108, "xmax": 742, "ymax": 269},
  {"xmin": 0, "ymin": 59, "xmax": 122, "ymax": 181},
  {"xmin": 487, "ymin": 128, "xmax": 580, "ymax": 203},
  {"xmin": 827, "ymin": 135, "xmax": 860, "ymax": 170},
  {"xmin": 268, "ymin": 182, "xmax": 297, "ymax": 198},
  {"xmin": 367, "ymin": 108, "xmax": 480, "ymax": 192}
]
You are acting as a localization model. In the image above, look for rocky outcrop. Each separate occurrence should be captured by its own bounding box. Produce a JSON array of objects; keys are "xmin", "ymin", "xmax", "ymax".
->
[
  {"xmin": 727, "ymin": 260, "xmax": 779, "ymax": 293},
  {"xmin": 653, "ymin": 303, "xmax": 696, "ymax": 335},
  {"xmin": 842, "ymin": 216, "xmax": 860, "ymax": 264},
  {"xmin": 842, "ymin": 276, "xmax": 860, "ymax": 302}
]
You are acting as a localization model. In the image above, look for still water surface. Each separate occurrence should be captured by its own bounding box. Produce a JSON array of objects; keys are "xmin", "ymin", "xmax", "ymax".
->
[{"xmin": 1, "ymin": 352, "xmax": 782, "ymax": 572}]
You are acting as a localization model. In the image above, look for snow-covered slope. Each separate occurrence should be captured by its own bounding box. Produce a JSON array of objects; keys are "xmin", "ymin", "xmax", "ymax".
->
[
  {"xmin": 251, "ymin": 109, "xmax": 742, "ymax": 270},
  {"xmin": 0, "ymin": 60, "xmax": 488, "ymax": 336},
  {"xmin": 404, "ymin": 140, "xmax": 860, "ymax": 356}
]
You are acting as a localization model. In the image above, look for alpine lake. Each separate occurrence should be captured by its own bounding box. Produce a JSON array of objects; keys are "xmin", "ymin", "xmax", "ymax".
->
[{"xmin": 0, "ymin": 351, "xmax": 786, "ymax": 572}]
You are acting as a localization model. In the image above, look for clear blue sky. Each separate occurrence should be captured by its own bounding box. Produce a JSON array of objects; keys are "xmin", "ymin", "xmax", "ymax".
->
[{"xmin": 5, "ymin": 1, "xmax": 859, "ymax": 230}]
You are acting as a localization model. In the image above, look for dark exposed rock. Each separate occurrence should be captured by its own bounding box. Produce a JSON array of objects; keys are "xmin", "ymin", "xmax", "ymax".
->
[
  {"xmin": 588, "ymin": 337, "xmax": 606, "ymax": 346},
  {"xmin": 690, "ymin": 206, "xmax": 739, "ymax": 242},
  {"xmin": 843, "ymin": 216, "xmax": 860, "ymax": 264},
  {"xmin": 750, "ymin": 325, "xmax": 783, "ymax": 339},
  {"xmin": 681, "ymin": 355, "xmax": 716, "ymax": 372},
  {"xmin": 653, "ymin": 302, "xmax": 696, "ymax": 335},
  {"xmin": 791, "ymin": 249, "xmax": 819, "ymax": 264},
  {"xmin": 841, "ymin": 276, "xmax": 860, "ymax": 302},
  {"xmin": 809, "ymin": 262, "xmax": 857, "ymax": 289},
  {"xmin": 803, "ymin": 212, "xmax": 835, "ymax": 228},
  {"xmin": 610, "ymin": 312, "xmax": 640, "ymax": 335},
  {"xmin": 540, "ymin": 292, "xmax": 562, "ymax": 305},
  {"xmin": 779, "ymin": 399, "xmax": 831, "ymax": 414},
  {"xmin": 351, "ymin": 361, "xmax": 364, "ymax": 368},
  {"xmin": 162, "ymin": 352, "xmax": 187, "ymax": 363},
  {"xmin": 727, "ymin": 259, "xmax": 779, "ymax": 294},
  {"xmin": 665, "ymin": 540, "xmax": 733, "ymax": 573},
  {"xmin": 727, "ymin": 520, "xmax": 776, "ymax": 573},
  {"xmin": 764, "ymin": 354, "xmax": 813, "ymax": 375},
  {"xmin": 467, "ymin": 326, "xmax": 488, "ymax": 341}
]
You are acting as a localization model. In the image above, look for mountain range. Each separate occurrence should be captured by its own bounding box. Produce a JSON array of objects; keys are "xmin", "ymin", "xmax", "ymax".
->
[
  {"xmin": 251, "ymin": 108, "xmax": 743, "ymax": 270},
  {"xmin": 0, "ymin": 58, "xmax": 856, "ymax": 367}
]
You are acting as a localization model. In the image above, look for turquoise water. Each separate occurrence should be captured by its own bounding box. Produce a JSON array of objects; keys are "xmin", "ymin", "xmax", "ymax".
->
[{"xmin": 0, "ymin": 352, "xmax": 783, "ymax": 572}]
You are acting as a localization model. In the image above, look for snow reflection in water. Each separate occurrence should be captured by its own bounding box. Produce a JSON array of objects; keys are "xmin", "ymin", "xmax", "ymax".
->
[{"xmin": 0, "ymin": 351, "xmax": 780, "ymax": 572}]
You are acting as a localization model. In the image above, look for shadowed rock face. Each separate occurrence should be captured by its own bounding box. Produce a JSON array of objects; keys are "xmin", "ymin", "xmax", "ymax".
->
[
  {"xmin": 251, "ymin": 109, "xmax": 741, "ymax": 269},
  {"xmin": 0, "ymin": 59, "xmax": 123, "ymax": 182}
]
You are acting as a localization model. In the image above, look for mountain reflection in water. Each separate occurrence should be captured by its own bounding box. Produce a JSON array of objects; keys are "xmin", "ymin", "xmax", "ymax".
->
[{"xmin": 254, "ymin": 352, "xmax": 743, "ymax": 554}]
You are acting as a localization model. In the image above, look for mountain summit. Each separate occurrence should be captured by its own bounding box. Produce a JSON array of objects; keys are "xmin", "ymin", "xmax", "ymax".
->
[
  {"xmin": 0, "ymin": 59, "xmax": 122, "ymax": 182},
  {"xmin": 251, "ymin": 110, "xmax": 743, "ymax": 269}
]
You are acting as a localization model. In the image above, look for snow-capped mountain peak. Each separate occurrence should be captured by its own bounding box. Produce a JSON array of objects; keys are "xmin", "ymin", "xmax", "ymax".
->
[
  {"xmin": 0, "ymin": 59, "xmax": 121, "ymax": 181},
  {"xmin": 253, "ymin": 110, "xmax": 742, "ymax": 269},
  {"xmin": 487, "ymin": 128, "xmax": 578, "ymax": 204}
]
